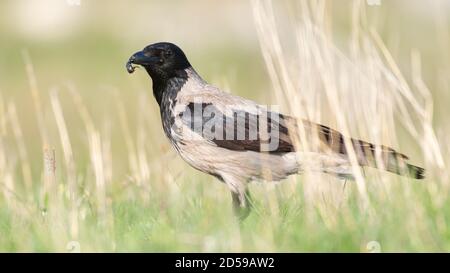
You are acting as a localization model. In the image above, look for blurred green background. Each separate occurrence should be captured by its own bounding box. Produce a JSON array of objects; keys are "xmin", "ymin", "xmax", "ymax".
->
[
  {"xmin": 1, "ymin": 0, "xmax": 448, "ymax": 186},
  {"xmin": 0, "ymin": 0, "xmax": 448, "ymax": 138},
  {"xmin": 0, "ymin": 0, "xmax": 449, "ymax": 252}
]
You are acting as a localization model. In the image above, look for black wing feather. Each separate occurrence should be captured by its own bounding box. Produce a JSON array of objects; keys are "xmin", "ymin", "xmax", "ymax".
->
[{"xmin": 179, "ymin": 103, "xmax": 294, "ymax": 153}]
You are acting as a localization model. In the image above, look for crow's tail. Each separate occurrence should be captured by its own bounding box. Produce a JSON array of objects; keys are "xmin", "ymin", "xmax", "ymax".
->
[
  {"xmin": 351, "ymin": 138, "xmax": 425, "ymax": 179},
  {"xmin": 406, "ymin": 164, "xmax": 425, "ymax": 179}
]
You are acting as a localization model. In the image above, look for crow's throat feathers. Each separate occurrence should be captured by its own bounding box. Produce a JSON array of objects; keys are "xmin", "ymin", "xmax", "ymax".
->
[{"xmin": 151, "ymin": 68, "xmax": 188, "ymax": 106}]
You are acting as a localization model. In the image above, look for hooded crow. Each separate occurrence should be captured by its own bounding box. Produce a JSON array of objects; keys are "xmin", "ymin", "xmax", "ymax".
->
[{"xmin": 126, "ymin": 42, "xmax": 425, "ymax": 219}]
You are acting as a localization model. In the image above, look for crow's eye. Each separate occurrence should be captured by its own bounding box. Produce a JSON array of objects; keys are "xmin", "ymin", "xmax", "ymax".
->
[
  {"xmin": 165, "ymin": 50, "xmax": 172, "ymax": 56},
  {"xmin": 158, "ymin": 58, "xmax": 164, "ymax": 64}
]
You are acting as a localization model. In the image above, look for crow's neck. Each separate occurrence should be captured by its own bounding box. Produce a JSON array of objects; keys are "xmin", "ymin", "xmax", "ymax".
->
[{"xmin": 150, "ymin": 69, "xmax": 189, "ymax": 107}]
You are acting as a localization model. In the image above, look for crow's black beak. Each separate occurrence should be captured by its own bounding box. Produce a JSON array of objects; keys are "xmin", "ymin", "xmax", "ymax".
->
[{"xmin": 126, "ymin": 51, "xmax": 159, "ymax": 74}]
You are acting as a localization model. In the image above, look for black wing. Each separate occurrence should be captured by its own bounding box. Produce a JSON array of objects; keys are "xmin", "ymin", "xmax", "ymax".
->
[{"xmin": 178, "ymin": 102, "xmax": 295, "ymax": 153}]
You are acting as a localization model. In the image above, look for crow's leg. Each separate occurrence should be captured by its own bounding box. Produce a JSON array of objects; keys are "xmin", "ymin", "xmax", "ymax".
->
[
  {"xmin": 231, "ymin": 189, "xmax": 252, "ymax": 221},
  {"xmin": 221, "ymin": 174, "xmax": 252, "ymax": 221}
]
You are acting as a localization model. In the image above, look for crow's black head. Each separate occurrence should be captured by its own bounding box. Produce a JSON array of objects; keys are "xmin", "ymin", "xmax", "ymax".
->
[{"xmin": 127, "ymin": 42, "xmax": 191, "ymax": 81}]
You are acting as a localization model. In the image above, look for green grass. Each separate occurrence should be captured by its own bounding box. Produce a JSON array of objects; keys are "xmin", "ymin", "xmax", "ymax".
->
[
  {"xmin": 2, "ymin": 176, "xmax": 449, "ymax": 252},
  {"xmin": 0, "ymin": 0, "xmax": 449, "ymax": 252}
]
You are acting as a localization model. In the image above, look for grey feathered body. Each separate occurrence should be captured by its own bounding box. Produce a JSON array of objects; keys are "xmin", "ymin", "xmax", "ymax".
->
[{"xmin": 159, "ymin": 68, "xmax": 351, "ymax": 193}]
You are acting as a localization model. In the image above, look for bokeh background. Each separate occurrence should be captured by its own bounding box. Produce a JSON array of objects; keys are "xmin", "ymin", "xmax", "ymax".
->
[
  {"xmin": 1, "ymin": 0, "xmax": 449, "ymax": 160},
  {"xmin": 0, "ymin": 0, "xmax": 449, "ymax": 252}
]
